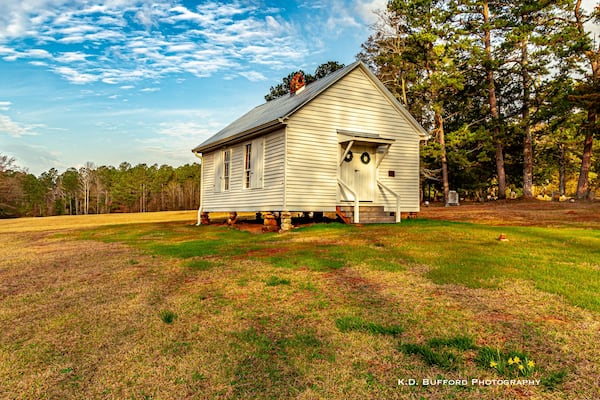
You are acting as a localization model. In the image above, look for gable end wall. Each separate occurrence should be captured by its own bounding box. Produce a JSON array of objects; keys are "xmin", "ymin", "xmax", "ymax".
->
[{"xmin": 285, "ymin": 68, "xmax": 421, "ymax": 212}]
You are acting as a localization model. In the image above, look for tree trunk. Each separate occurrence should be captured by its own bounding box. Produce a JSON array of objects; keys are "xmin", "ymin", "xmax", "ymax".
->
[
  {"xmin": 576, "ymin": 111, "xmax": 595, "ymax": 199},
  {"xmin": 483, "ymin": 0, "xmax": 507, "ymax": 199},
  {"xmin": 436, "ymin": 112, "xmax": 450, "ymax": 203},
  {"xmin": 574, "ymin": 0, "xmax": 598, "ymax": 200},
  {"xmin": 559, "ymin": 142, "xmax": 566, "ymax": 196},
  {"xmin": 521, "ymin": 37, "xmax": 534, "ymax": 199}
]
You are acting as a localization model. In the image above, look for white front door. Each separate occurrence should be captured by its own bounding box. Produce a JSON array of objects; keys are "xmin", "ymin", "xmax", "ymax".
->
[{"xmin": 340, "ymin": 144, "xmax": 376, "ymax": 202}]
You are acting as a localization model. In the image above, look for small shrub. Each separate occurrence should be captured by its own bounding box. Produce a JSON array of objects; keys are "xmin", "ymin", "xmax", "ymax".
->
[
  {"xmin": 335, "ymin": 316, "xmax": 403, "ymax": 336},
  {"xmin": 159, "ymin": 310, "xmax": 177, "ymax": 324}
]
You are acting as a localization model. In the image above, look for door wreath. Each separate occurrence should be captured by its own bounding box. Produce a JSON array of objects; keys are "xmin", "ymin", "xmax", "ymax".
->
[
  {"xmin": 344, "ymin": 151, "xmax": 353, "ymax": 162},
  {"xmin": 360, "ymin": 151, "xmax": 371, "ymax": 164}
]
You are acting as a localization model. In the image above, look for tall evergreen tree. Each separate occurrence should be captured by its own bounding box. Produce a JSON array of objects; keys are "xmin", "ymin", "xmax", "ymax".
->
[
  {"xmin": 362, "ymin": 0, "xmax": 468, "ymax": 202},
  {"xmin": 459, "ymin": 0, "xmax": 511, "ymax": 198},
  {"xmin": 572, "ymin": 0, "xmax": 600, "ymax": 198}
]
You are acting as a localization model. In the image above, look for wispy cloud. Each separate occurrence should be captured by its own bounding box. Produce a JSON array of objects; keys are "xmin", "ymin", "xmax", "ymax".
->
[
  {"xmin": 52, "ymin": 66, "xmax": 98, "ymax": 84},
  {"xmin": 241, "ymin": 70, "xmax": 268, "ymax": 81},
  {"xmin": 354, "ymin": 0, "xmax": 387, "ymax": 24},
  {"xmin": 55, "ymin": 51, "xmax": 90, "ymax": 63},
  {"xmin": 0, "ymin": 1, "xmax": 313, "ymax": 85},
  {"xmin": 2, "ymin": 48, "xmax": 52, "ymax": 61},
  {"xmin": 157, "ymin": 121, "xmax": 213, "ymax": 138},
  {"xmin": 0, "ymin": 101, "xmax": 12, "ymax": 111},
  {"xmin": 0, "ymin": 114, "xmax": 43, "ymax": 137}
]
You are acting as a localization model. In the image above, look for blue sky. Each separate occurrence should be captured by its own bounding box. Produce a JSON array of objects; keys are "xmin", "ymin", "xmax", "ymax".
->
[{"xmin": 0, "ymin": 0, "xmax": 386, "ymax": 175}]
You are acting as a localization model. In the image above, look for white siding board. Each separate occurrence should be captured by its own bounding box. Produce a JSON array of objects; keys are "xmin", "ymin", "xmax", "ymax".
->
[
  {"xmin": 285, "ymin": 67, "xmax": 421, "ymax": 212},
  {"xmin": 201, "ymin": 129, "xmax": 286, "ymax": 212}
]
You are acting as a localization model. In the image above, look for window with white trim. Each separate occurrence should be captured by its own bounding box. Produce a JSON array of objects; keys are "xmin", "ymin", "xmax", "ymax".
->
[
  {"xmin": 243, "ymin": 138, "xmax": 264, "ymax": 189},
  {"xmin": 223, "ymin": 149, "xmax": 231, "ymax": 191},
  {"xmin": 244, "ymin": 143, "xmax": 252, "ymax": 189}
]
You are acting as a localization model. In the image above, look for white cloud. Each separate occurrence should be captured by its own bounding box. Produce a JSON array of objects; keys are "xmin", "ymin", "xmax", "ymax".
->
[
  {"xmin": 3, "ymin": 48, "xmax": 52, "ymax": 61},
  {"xmin": 52, "ymin": 66, "xmax": 98, "ymax": 84},
  {"xmin": 58, "ymin": 24, "xmax": 98, "ymax": 35},
  {"xmin": 167, "ymin": 42, "xmax": 196, "ymax": 53},
  {"xmin": 242, "ymin": 71, "xmax": 268, "ymax": 82},
  {"xmin": 0, "ymin": 114, "xmax": 43, "ymax": 137},
  {"xmin": 2, "ymin": 142, "xmax": 65, "ymax": 175},
  {"xmin": 158, "ymin": 121, "xmax": 212, "ymax": 138},
  {"xmin": 0, "ymin": 101, "xmax": 12, "ymax": 111},
  {"xmin": 29, "ymin": 61, "xmax": 48, "ymax": 66},
  {"xmin": 0, "ymin": 0, "xmax": 316, "ymax": 85},
  {"xmin": 55, "ymin": 51, "xmax": 89, "ymax": 63},
  {"xmin": 354, "ymin": 0, "xmax": 387, "ymax": 25},
  {"xmin": 140, "ymin": 87, "xmax": 160, "ymax": 92}
]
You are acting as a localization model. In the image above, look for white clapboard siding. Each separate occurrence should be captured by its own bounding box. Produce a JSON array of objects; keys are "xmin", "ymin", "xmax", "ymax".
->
[
  {"xmin": 285, "ymin": 67, "xmax": 421, "ymax": 212},
  {"xmin": 201, "ymin": 129, "xmax": 285, "ymax": 212}
]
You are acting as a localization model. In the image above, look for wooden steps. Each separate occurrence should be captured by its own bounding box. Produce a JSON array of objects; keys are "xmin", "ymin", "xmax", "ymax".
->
[{"xmin": 337, "ymin": 205, "xmax": 397, "ymax": 224}]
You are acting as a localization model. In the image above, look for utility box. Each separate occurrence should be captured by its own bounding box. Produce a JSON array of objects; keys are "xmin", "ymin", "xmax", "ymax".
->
[{"xmin": 447, "ymin": 190, "xmax": 460, "ymax": 206}]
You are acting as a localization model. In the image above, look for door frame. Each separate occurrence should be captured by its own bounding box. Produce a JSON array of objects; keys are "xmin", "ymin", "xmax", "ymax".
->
[{"xmin": 337, "ymin": 130, "xmax": 395, "ymax": 203}]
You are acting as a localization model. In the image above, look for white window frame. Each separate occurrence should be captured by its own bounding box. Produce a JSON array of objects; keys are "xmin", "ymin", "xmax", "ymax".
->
[
  {"xmin": 243, "ymin": 138, "xmax": 264, "ymax": 189},
  {"xmin": 244, "ymin": 143, "xmax": 252, "ymax": 189},
  {"xmin": 223, "ymin": 149, "xmax": 232, "ymax": 191}
]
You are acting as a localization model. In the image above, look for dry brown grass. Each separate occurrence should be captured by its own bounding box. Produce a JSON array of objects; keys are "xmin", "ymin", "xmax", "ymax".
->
[
  {"xmin": 419, "ymin": 199, "xmax": 600, "ymax": 228},
  {"xmin": 0, "ymin": 210, "xmax": 198, "ymax": 233},
  {"xmin": 0, "ymin": 208, "xmax": 599, "ymax": 399}
]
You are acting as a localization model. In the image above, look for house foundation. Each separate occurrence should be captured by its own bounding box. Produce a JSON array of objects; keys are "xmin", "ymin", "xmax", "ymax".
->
[
  {"xmin": 227, "ymin": 212, "xmax": 237, "ymax": 225},
  {"xmin": 262, "ymin": 212, "xmax": 279, "ymax": 232},
  {"xmin": 200, "ymin": 211, "xmax": 210, "ymax": 225},
  {"xmin": 280, "ymin": 211, "xmax": 293, "ymax": 232}
]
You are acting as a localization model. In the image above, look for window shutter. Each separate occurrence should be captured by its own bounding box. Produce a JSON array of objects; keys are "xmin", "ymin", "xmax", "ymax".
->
[
  {"xmin": 251, "ymin": 138, "xmax": 264, "ymax": 188},
  {"xmin": 213, "ymin": 151, "xmax": 223, "ymax": 192}
]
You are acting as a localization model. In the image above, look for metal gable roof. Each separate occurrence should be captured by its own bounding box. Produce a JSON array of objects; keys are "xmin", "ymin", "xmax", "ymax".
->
[
  {"xmin": 191, "ymin": 61, "xmax": 362, "ymax": 153},
  {"xmin": 191, "ymin": 61, "xmax": 428, "ymax": 153}
]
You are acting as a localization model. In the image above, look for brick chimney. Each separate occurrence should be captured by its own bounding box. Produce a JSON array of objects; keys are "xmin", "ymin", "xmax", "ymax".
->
[{"xmin": 290, "ymin": 72, "xmax": 305, "ymax": 95}]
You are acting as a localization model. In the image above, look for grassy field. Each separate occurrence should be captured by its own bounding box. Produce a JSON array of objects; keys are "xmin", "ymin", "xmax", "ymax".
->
[{"xmin": 1, "ymin": 203, "xmax": 599, "ymax": 399}]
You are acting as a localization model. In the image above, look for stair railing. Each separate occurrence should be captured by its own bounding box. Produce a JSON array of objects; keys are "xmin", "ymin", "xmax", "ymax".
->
[
  {"xmin": 377, "ymin": 180, "xmax": 401, "ymax": 223},
  {"xmin": 337, "ymin": 178, "xmax": 359, "ymax": 223}
]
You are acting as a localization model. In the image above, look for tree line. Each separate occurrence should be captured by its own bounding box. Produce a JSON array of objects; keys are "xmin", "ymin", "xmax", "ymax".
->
[
  {"xmin": 0, "ymin": 155, "xmax": 200, "ymax": 218},
  {"xmin": 358, "ymin": 0, "xmax": 599, "ymax": 201}
]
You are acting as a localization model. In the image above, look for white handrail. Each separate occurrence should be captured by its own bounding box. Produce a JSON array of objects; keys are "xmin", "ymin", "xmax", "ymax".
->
[
  {"xmin": 337, "ymin": 178, "xmax": 359, "ymax": 223},
  {"xmin": 377, "ymin": 180, "xmax": 401, "ymax": 223}
]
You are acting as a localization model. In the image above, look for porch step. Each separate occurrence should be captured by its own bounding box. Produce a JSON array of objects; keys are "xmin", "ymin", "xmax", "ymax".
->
[{"xmin": 337, "ymin": 205, "xmax": 397, "ymax": 224}]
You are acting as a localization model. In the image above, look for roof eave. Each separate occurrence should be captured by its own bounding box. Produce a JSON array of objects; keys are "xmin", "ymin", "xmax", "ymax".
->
[{"xmin": 192, "ymin": 119, "xmax": 285, "ymax": 154}]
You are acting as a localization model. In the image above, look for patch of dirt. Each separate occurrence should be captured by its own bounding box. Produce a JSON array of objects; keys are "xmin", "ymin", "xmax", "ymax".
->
[{"xmin": 419, "ymin": 199, "xmax": 600, "ymax": 228}]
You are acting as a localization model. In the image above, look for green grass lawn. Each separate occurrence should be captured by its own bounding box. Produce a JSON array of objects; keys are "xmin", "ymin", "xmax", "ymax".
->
[
  {"xmin": 1, "ymin": 218, "xmax": 599, "ymax": 399},
  {"xmin": 81, "ymin": 219, "xmax": 600, "ymax": 312}
]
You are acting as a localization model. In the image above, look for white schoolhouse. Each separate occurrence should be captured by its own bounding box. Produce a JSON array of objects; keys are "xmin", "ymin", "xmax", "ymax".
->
[{"xmin": 192, "ymin": 61, "xmax": 428, "ymax": 230}]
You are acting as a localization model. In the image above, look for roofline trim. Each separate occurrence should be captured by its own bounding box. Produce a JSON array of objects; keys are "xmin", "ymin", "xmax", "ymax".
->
[{"xmin": 192, "ymin": 119, "xmax": 285, "ymax": 153}]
